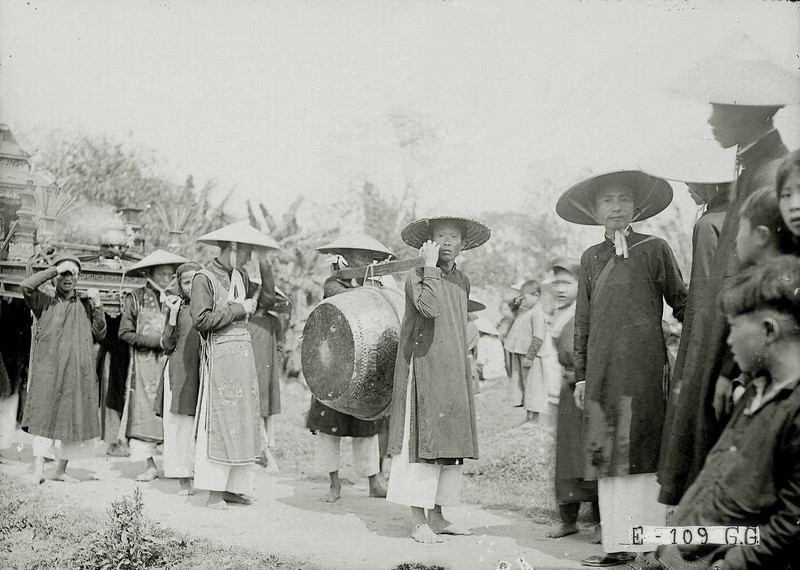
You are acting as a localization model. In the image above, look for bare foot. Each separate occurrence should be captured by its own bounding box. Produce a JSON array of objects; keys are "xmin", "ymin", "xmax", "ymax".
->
[
  {"xmin": 222, "ymin": 491, "xmax": 253, "ymax": 505},
  {"xmin": 52, "ymin": 472, "xmax": 80, "ymax": 483},
  {"xmin": 135, "ymin": 467, "xmax": 158, "ymax": 482},
  {"xmin": 207, "ymin": 492, "xmax": 228, "ymax": 510},
  {"xmin": 177, "ymin": 478, "xmax": 194, "ymax": 496},
  {"xmin": 320, "ymin": 487, "xmax": 341, "ymax": 503},
  {"xmin": 412, "ymin": 523, "xmax": 444, "ymax": 544},
  {"xmin": 428, "ymin": 516, "xmax": 473, "ymax": 536},
  {"xmin": 546, "ymin": 522, "xmax": 578, "ymax": 538},
  {"xmin": 31, "ymin": 473, "xmax": 45, "ymax": 486},
  {"xmin": 591, "ymin": 524, "xmax": 602, "ymax": 544},
  {"xmin": 368, "ymin": 474, "xmax": 387, "ymax": 498}
]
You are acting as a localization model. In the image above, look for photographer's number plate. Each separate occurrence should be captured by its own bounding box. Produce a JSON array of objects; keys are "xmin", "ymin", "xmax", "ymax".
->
[{"xmin": 630, "ymin": 526, "xmax": 760, "ymax": 546}]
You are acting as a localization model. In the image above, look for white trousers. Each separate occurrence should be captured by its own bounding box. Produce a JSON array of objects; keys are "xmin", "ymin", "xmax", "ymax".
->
[
  {"xmin": 0, "ymin": 393, "xmax": 18, "ymax": 450},
  {"xmin": 128, "ymin": 438, "xmax": 158, "ymax": 461},
  {"xmin": 162, "ymin": 370, "xmax": 195, "ymax": 479},
  {"xmin": 386, "ymin": 364, "xmax": 462, "ymax": 509},
  {"xmin": 598, "ymin": 473, "xmax": 667, "ymax": 553},
  {"xmin": 314, "ymin": 432, "xmax": 380, "ymax": 478},
  {"xmin": 193, "ymin": 371, "xmax": 252, "ymax": 494},
  {"xmin": 32, "ymin": 436, "xmax": 95, "ymax": 461}
]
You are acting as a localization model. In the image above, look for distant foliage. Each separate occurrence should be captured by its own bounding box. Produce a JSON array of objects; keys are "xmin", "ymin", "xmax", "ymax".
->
[{"xmin": 30, "ymin": 130, "xmax": 234, "ymax": 258}]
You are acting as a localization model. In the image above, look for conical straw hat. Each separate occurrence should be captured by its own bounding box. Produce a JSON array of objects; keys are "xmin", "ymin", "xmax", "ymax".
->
[
  {"xmin": 315, "ymin": 232, "xmax": 395, "ymax": 259},
  {"xmin": 197, "ymin": 221, "xmax": 281, "ymax": 250},
  {"xmin": 401, "ymin": 216, "xmax": 491, "ymax": 250},
  {"xmin": 556, "ymin": 170, "xmax": 673, "ymax": 226},
  {"xmin": 127, "ymin": 249, "xmax": 189, "ymax": 275},
  {"xmin": 468, "ymin": 297, "xmax": 486, "ymax": 313},
  {"xmin": 272, "ymin": 285, "xmax": 292, "ymax": 313},
  {"xmin": 667, "ymin": 32, "xmax": 800, "ymax": 106},
  {"xmin": 639, "ymin": 137, "xmax": 737, "ymax": 184}
]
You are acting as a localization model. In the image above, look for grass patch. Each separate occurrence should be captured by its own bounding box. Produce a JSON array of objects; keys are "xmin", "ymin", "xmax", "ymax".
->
[
  {"xmin": 0, "ymin": 473, "xmax": 315, "ymax": 570},
  {"xmin": 462, "ymin": 379, "xmax": 559, "ymax": 523}
]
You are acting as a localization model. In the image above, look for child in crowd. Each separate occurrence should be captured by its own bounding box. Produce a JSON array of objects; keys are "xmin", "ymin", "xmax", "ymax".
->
[
  {"xmin": 636, "ymin": 256, "xmax": 800, "ymax": 570},
  {"xmin": 544, "ymin": 258, "xmax": 600, "ymax": 543},
  {"xmin": 735, "ymin": 186, "xmax": 796, "ymax": 267},
  {"xmin": 503, "ymin": 280, "xmax": 548, "ymax": 424},
  {"xmin": 777, "ymin": 149, "xmax": 800, "ymax": 244},
  {"xmin": 154, "ymin": 261, "xmax": 202, "ymax": 496},
  {"xmin": 306, "ymin": 233, "xmax": 394, "ymax": 502},
  {"xmin": 557, "ymin": 170, "xmax": 687, "ymax": 566},
  {"xmin": 20, "ymin": 255, "xmax": 106, "ymax": 484},
  {"xmin": 713, "ymin": 187, "xmax": 797, "ymax": 418},
  {"xmin": 497, "ymin": 300, "xmax": 518, "ymax": 377},
  {"xmin": 387, "ymin": 215, "xmax": 490, "ymax": 543}
]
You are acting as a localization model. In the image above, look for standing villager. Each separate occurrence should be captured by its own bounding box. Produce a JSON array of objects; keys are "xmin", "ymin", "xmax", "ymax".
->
[
  {"xmin": 556, "ymin": 170, "xmax": 687, "ymax": 566},
  {"xmin": 639, "ymin": 138, "xmax": 737, "ymax": 479},
  {"xmin": 21, "ymin": 255, "xmax": 106, "ymax": 484},
  {"xmin": 543, "ymin": 258, "xmax": 600, "ymax": 543},
  {"xmin": 657, "ymin": 33, "xmax": 799, "ymax": 506},
  {"xmin": 153, "ymin": 261, "xmax": 202, "ymax": 496},
  {"xmin": 386, "ymin": 215, "xmax": 491, "ymax": 544},
  {"xmin": 244, "ymin": 255, "xmax": 284, "ymax": 473},
  {"xmin": 191, "ymin": 221, "xmax": 280, "ymax": 509},
  {"xmin": 504, "ymin": 280, "xmax": 548, "ymax": 424},
  {"xmin": 119, "ymin": 249, "xmax": 189, "ymax": 482},
  {"xmin": 306, "ymin": 233, "xmax": 394, "ymax": 502}
]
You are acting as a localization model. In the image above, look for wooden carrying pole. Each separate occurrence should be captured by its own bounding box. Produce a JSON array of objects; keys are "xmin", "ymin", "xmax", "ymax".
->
[{"xmin": 332, "ymin": 257, "xmax": 424, "ymax": 280}]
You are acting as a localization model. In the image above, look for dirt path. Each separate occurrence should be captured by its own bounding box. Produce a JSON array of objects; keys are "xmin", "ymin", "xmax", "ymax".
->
[{"xmin": 0, "ymin": 432, "xmax": 605, "ymax": 570}]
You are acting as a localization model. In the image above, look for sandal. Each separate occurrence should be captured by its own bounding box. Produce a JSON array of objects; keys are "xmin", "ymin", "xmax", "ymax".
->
[{"xmin": 581, "ymin": 553, "xmax": 636, "ymax": 567}]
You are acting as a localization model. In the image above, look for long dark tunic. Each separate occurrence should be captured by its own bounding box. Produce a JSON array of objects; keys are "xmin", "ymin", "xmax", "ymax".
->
[
  {"xmin": 248, "ymin": 313, "xmax": 283, "ymax": 417},
  {"xmin": 246, "ymin": 256, "xmax": 282, "ymax": 418},
  {"xmin": 20, "ymin": 267, "xmax": 106, "ymax": 442},
  {"xmin": 554, "ymin": 309, "xmax": 598, "ymax": 504},
  {"xmin": 153, "ymin": 304, "xmax": 200, "ymax": 416},
  {"xmin": 306, "ymin": 277, "xmax": 386, "ymax": 438},
  {"xmin": 388, "ymin": 264, "xmax": 478, "ymax": 463},
  {"xmin": 658, "ymin": 129, "xmax": 789, "ymax": 505},
  {"xmin": 651, "ymin": 376, "xmax": 800, "ymax": 570},
  {"xmin": 574, "ymin": 231, "xmax": 686, "ymax": 479}
]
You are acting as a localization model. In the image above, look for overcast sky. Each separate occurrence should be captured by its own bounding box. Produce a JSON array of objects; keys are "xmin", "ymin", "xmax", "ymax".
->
[{"xmin": 1, "ymin": 0, "xmax": 798, "ymax": 219}]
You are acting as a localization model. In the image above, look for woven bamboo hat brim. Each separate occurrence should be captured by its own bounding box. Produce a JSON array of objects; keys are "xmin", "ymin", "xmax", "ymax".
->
[
  {"xmin": 639, "ymin": 137, "xmax": 737, "ymax": 184},
  {"xmin": 127, "ymin": 249, "xmax": 190, "ymax": 276},
  {"xmin": 315, "ymin": 232, "xmax": 395, "ymax": 260},
  {"xmin": 401, "ymin": 216, "xmax": 491, "ymax": 250},
  {"xmin": 468, "ymin": 297, "xmax": 486, "ymax": 313},
  {"xmin": 666, "ymin": 32, "xmax": 800, "ymax": 106},
  {"xmin": 197, "ymin": 221, "xmax": 281, "ymax": 250},
  {"xmin": 556, "ymin": 170, "xmax": 673, "ymax": 226}
]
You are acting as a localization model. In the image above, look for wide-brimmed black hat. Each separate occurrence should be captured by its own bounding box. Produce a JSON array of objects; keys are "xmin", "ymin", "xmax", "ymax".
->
[
  {"xmin": 401, "ymin": 216, "xmax": 491, "ymax": 250},
  {"xmin": 556, "ymin": 170, "xmax": 673, "ymax": 226}
]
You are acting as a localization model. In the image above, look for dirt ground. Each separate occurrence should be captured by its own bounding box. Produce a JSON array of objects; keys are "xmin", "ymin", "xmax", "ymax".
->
[{"xmin": 0, "ymin": 380, "xmax": 607, "ymax": 570}]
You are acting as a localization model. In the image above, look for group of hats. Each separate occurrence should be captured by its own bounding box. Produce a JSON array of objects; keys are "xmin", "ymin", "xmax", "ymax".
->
[{"xmin": 557, "ymin": 33, "xmax": 800, "ymax": 226}]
